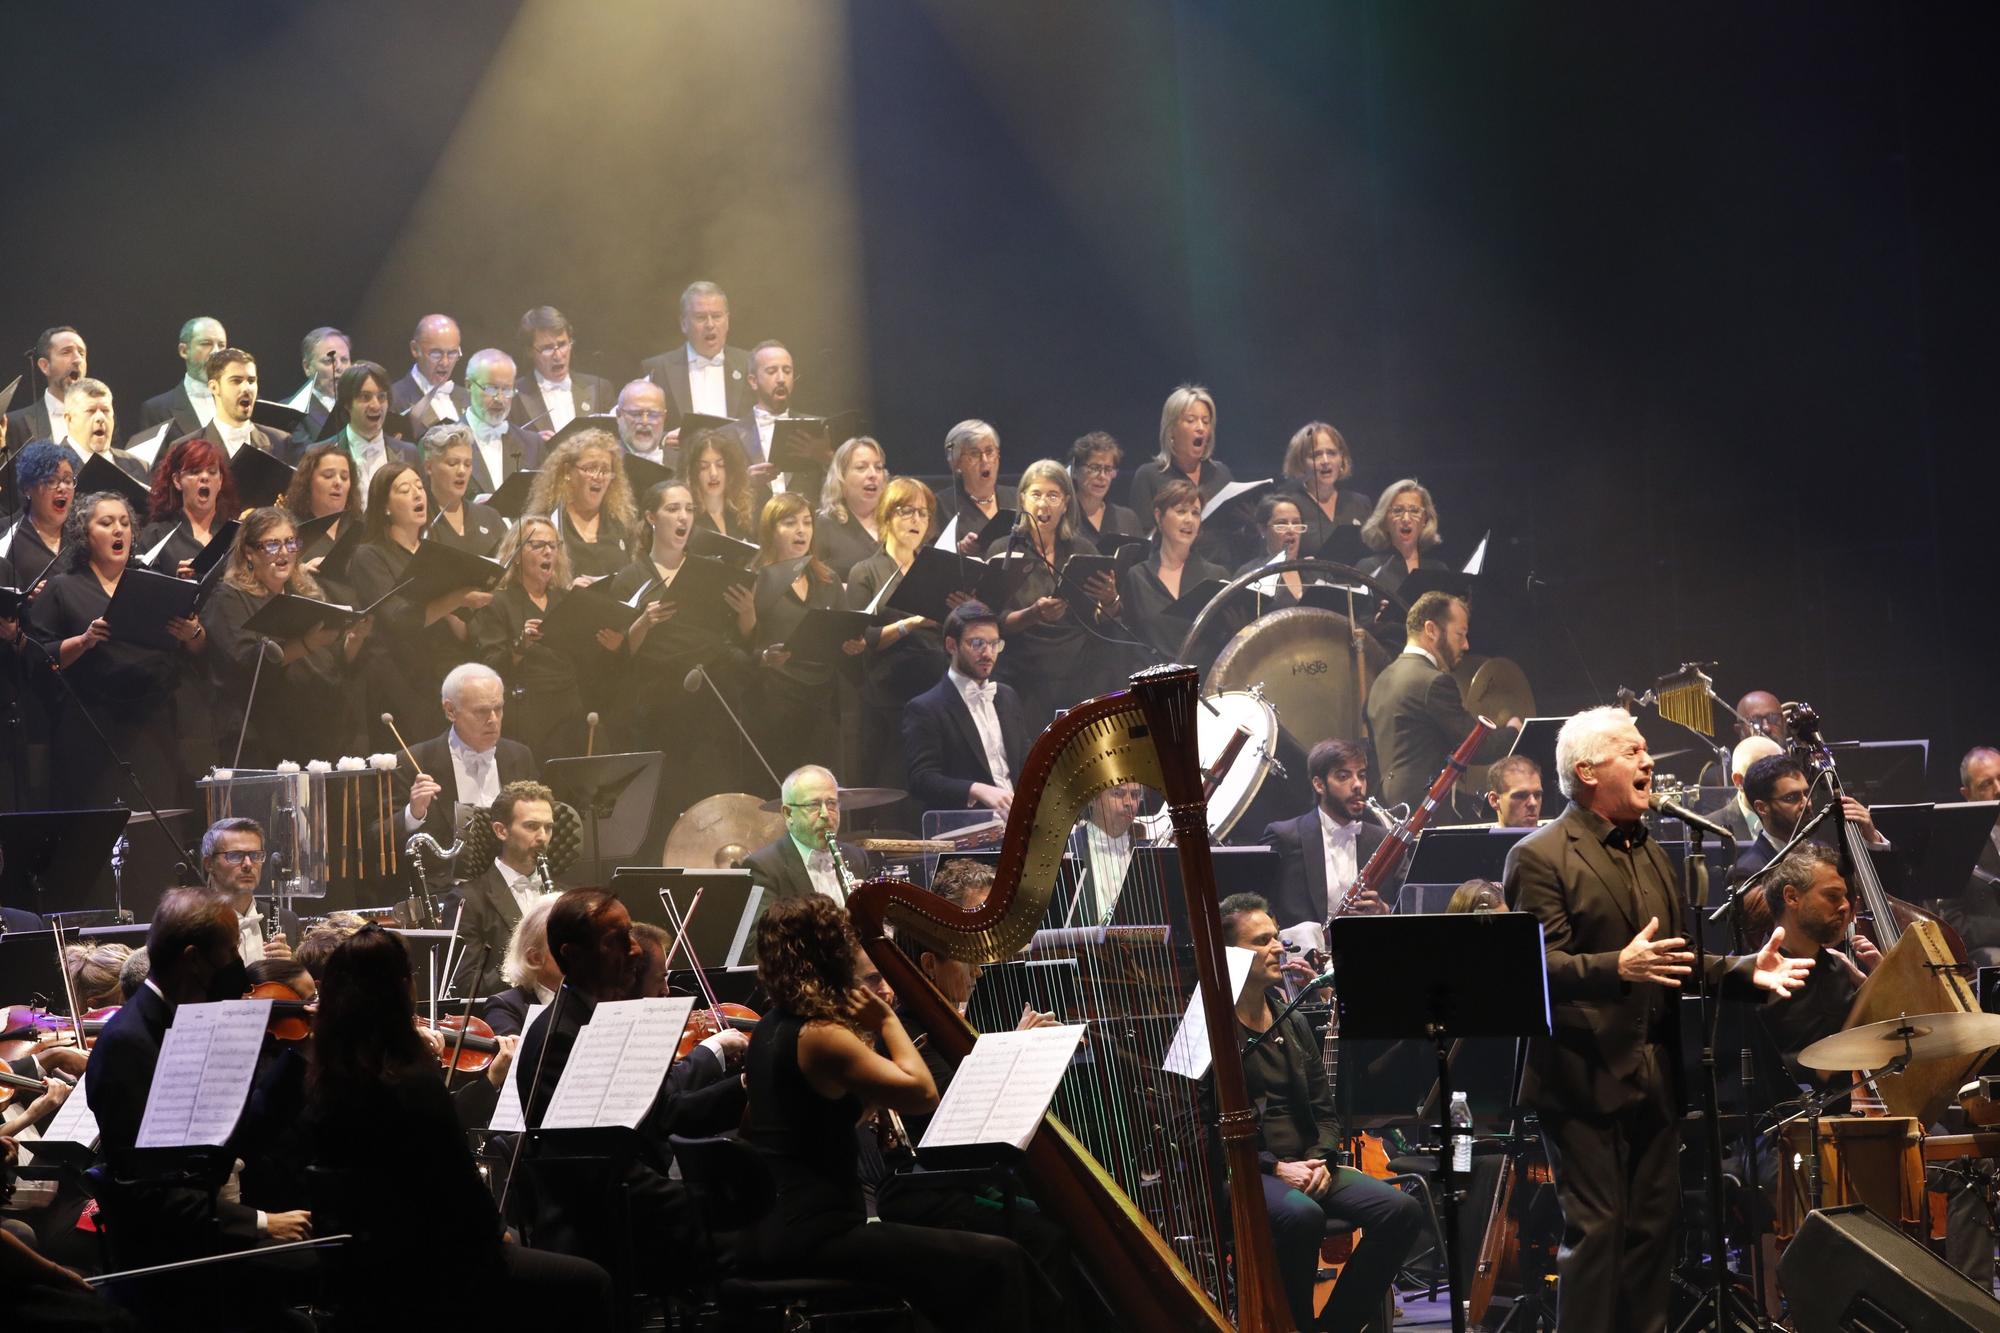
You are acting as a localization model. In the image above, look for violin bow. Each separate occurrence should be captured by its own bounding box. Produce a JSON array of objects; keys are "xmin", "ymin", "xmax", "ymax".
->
[
  {"xmin": 439, "ymin": 943, "xmax": 491, "ymax": 1093},
  {"xmin": 50, "ymin": 916, "xmax": 87, "ymax": 1059},
  {"xmin": 658, "ymin": 888, "xmax": 724, "ymax": 1022}
]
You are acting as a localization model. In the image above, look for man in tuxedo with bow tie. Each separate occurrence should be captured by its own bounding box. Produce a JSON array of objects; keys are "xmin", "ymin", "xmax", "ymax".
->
[
  {"xmin": 640, "ymin": 280, "xmax": 753, "ymax": 435},
  {"xmin": 396, "ymin": 663, "xmax": 539, "ymax": 888},
  {"xmin": 280, "ymin": 326, "xmax": 350, "ymax": 447},
  {"xmin": 613, "ymin": 378, "xmax": 676, "ymax": 473},
  {"xmin": 4, "ymin": 326, "xmax": 88, "ymax": 447},
  {"xmin": 903, "ymin": 602, "xmax": 1028, "ymax": 816},
  {"xmin": 460, "ymin": 349, "xmax": 543, "ymax": 497},
  {"xmin": 450, "ymin": 779, "xmax": 558, "ymax": 998},
  {"xmin": 743, "ymin": 764, "xmax": 872, "ymax": 910},
  {"xmin": 139, "ymin": 315, "xmax": 228, "ymax": 438},
  {"xmin": 1364, "ymin": 590, "xmax": 1519, "ymax": 815},
  {"xmin": 1503, "ymin": 706, "xmax": 1815, "ymax": 1333},
  {"xmin": 393, "ymin": 312, "xmax": 470, "ymax": 425},
  {"xmin": 512, "ymin": 306, "xmax": 611, "ymax": 437},
  {"xmin": 1260, "ymin": 737, "xmax": 1398, "ymax": 930}
]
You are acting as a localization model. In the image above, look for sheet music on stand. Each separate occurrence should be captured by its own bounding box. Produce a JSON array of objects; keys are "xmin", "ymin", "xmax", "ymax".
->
[
  {"xmin": 15, "ymin": 1075, "xmax": 100, "ymax": 1168},
  {"xmin": 1162, "ymin": 946, "xmax": 1258, "ymax": 1081},
  {"xmin": 918, "ymin": 1025, "xmax": 1087, "ymax": 1153},
  {"xmin": 487, "ymin": 1002, "xmax": 547, "ymax": 1133},
  {"xmin": 136, "ymin": 999, "xmax": 272, "ymax": 1148},
  {"xmin": 541, "ymin": 997, "xmax": 694, "ymax": 1130}
]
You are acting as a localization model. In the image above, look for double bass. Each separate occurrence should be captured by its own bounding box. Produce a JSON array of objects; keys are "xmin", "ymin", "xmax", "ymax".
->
[{"xmin": 1785, "ymin": 701, "xmax": 1988, "ymax": 1125}]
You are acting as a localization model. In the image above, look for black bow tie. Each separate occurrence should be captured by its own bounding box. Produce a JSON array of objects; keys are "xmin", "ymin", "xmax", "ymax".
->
[{"xmin": 1605, "ymin": 824, "xmax": 1649, "ymax": 853}]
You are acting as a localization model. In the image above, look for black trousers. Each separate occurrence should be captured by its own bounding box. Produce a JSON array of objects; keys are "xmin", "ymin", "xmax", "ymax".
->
[
  {"xmin": 799, "ymin": 1217, "xmax": 1054, "ymax": 1333},
  {"xmin": 1263, "ymin": 1167, "xmax": 1427, "ymax": 1333},
  {"xmin": 1539, "ymin": 1053, "xmax": 1681, "ymax": 1333}
]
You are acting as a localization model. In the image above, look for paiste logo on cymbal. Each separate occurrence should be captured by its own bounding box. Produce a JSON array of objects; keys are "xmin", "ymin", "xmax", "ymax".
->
[{"xmin": 1291, "ymin": 657, "xmax": 1329, "ymax": 677}]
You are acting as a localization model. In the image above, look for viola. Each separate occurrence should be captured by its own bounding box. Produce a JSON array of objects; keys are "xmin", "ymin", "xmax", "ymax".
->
[
  {"xmin": 419, "ymin": 1014, "xmax": 502, "ymax": 1074},
  {"xmin": 0, "ymin": 1066, "xmax": 57, "ymax": 1108},
  {"xmin": 677, "ymin": 1002, "xmax": 759, "ymax": 1061},
  {"xmin": 248, "ymin": 981, "xmax": 316, "ymax": 1043}
]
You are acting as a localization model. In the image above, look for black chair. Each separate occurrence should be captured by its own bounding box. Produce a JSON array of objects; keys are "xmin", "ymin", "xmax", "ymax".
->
[
  {"xmin": 515, "ymin": 1126, "xmax": 645, "ymax": 1326},
  {"xmin": 668, "ymin": 1133, "xmax": 915, "ymax": 1331}
]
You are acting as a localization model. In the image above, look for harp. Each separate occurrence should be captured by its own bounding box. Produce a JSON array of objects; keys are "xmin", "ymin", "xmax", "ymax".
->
[{"xmin": 847, "ymin": 664, "xmax": 1294, "ymax": 1331}]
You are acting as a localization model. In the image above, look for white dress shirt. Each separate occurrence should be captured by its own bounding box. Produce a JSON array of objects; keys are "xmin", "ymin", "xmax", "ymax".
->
[
  {"xmin": 410, "ymin": 367, "xmax": 459, "ymax": 421},
  {"xmin": 451, "ymin": 731, "xmax": 503, "ymax": 809},
  {"xmin": 496, "ymin": 858, "xmax": 543, "ymax": 916},
  {"xmin": 1318, "ymin": 806, "xmax": 1363, "ymax": 919},
  {"xmin": 1082, "ymin": 821, "xmax": 1134, "ymax": 923},
  {"xmin": 467, "ymin": 410, "xmax": 508, "ymax": 490},
  {"xmin": 184, "ymin": 375, "xmax": 216, "ymax": 427},
  {"xmin": 234, "ymin": 908, "xmax": 269, "ymax": 965},
  {"xmin": 790, "ymin": 831, "xmax": 844, "ymax": 904},
  {"xmin": 949, "ymin": 666, "xmax": 1014, "ymax": 796},
  {"xmin": 345, "ymin": 426, "xmax": 390, "ymax": 492},
  {"xmin": 687, "ymin": 345, "xmax": 727, "ymax": 418},
  {"xmin": 1401, "ymin": 643, "xmax": 1439, "ymax": 669},
  {"xmin": 215, "ymin": 417, "xmax": 257, "ymax": 455},
  {"xmin": 42, "ymin": 391, "xmax": 72, "ymax": 443},
  {"xmin": 535, "ymin": 372, "xmax": 576, "ymax": 431}
]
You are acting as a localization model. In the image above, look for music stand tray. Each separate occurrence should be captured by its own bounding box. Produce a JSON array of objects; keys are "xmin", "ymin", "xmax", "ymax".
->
[
  {"xmin": 1871, "ymin": 801, "xmax": 1999, "ymax": 903},
  {"xmin": 544, "ymin": 752, "xmax": 663, "ymax": 882},
  {"xmin": 1326, "ymin": 911, "xmax": 1550, "ymax": 1333},
  {"xmin": 0, "ymin": 809, "xmax": 131, "ymax": 917}
]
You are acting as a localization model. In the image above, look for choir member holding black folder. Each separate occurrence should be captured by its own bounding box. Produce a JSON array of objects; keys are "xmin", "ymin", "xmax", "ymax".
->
[
  {"xmin": 421, "ymin": 422, "xmax": 505, "ymax": 558},
  {"xmin": 469, "ymin": 515, "xmax": 620, "ymax": 760},
  {"xmin": 1117, "ymin": 478, "xmax": 1228, "ymax": 663},
  {"xmin": 812, "ymin": 436, "xmax": 888, "ymax": 579},
  {"xmin": 526, "ymin": 425, "xmax": 635, "ymax": 584},
  {"xmin": 282, "ymin": 442, "xmax": 359, "ymax": 570},
  {"xmin": 609, "ymin": 479, "xmax": 758, "ymax": 827},
  {"xmin": 751, "ymin": 493, "xmax": 864, "ymax": 777},
  {"xmin": 346, "ymin": 462, "xmax": 500, "ymax": 752},
  {"xmin": 846, "ymin": 477, "xmax": 952, "ymax": 792},
  {"xmin": 1068, "ymin": 431, "xmax": 1143, "ymax": 552},
  {"xmin": 688, "ymin": 427, "xmax": 758, "ymax": 540},
  {"xmin": 28, "ymin": 491, "xmax": 204, "ymax": 805},
  {"xmin": 983, "ymin": 459, "xmax": 1125, "ymax": 727},
  {"xmin": 202, "ymin": 506, "xmax": 373, "ymax": 766},
  {"xmin": 139, "ymin": 435, "xmax": 240, "ymax": 577}
]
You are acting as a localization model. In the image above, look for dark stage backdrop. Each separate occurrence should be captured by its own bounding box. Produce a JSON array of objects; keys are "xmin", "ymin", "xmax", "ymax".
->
[{"xmin": 4, "ymin": 1, "xmax": 1993, "ymax": 796}]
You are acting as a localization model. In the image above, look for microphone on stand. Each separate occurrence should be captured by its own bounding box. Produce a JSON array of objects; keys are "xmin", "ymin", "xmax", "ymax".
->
[
  {"xmin": 1648, "ymin": 791, "xmax": 1734, "ymax": 843},
  {"xmin": 683, "ymin": 664, "xmax": 782, "ymax": 792}
]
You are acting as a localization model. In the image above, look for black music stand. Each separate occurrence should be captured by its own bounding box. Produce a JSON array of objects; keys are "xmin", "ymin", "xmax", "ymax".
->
[
  {"xmin": 544, "ymin": 752, "xmax": 662, "ymax": 884},
  {"xmin": 610, "ymin": 867, "xmax": 762, "ymax": 970},
  {"xmin": 1400, "ymin": 826, "xmax": 1534, "ymax": 911},
  {"xmin": 1327, "ymin": 912, "xmax": 1550, "ymax": 1333},
  {"xmin": 0, "ymin": 809, "xmax": 131, "ymax": 918},
  {"xmin": 0, "ymin": 930, "xmax": 67, "ymax": 1006},
  {"xmin": 1871, "ymin": 801, "xmax": 1998, "ymax": 904}
]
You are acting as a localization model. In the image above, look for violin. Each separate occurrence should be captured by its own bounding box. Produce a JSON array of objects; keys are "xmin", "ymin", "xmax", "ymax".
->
[
  {"xmin": 418, "ymin": 1014, "xmax": 502, "ymax": 1075},
  {"xmin": 0, "ymin": 1005, "xmax": 112, "ymax": 1064},
  {"xmin": 677, "ymin": 1002, "xmax": 759, "ymax": 1061},
  {"xmin": 248, "ymin": 981, "xmax": 317, "ymax": 1043},
  {"xmin": 0, "ymin": 1066, "xmax": 61, "ymax": 1109}
]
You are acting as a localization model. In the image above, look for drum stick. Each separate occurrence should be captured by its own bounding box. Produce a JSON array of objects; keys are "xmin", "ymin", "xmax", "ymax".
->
[
  {"xmin": 379, "ymin": 712, "xmax": 423, "ymax": 773},
  {"xmin": 586, "ymin": 711, "xmax": 599, "ymax": 758}
]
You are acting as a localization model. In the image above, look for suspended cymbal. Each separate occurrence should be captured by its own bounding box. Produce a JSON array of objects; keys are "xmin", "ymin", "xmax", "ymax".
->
[
  {"xmin": 664, "ymin": 793, "xmax": 786, "ymax": 870},
  {"xmin": 123, "ymin": 808, "xmax": 194, "ymax": 824},
  {"xmin": 1453, "ymin": 655, "xmax": 1536, "ymax": 796},
  {"xmin": 1798, "ymin": 1011, "xmax": 2000, "ymax": 1072},
  {"xmin": 754, "ymin": 786, "xmax": 907, "ymax": 814},
  {"xmin": 1209, "ymin": 606, "xmax": 1388, "ymax": 753}
]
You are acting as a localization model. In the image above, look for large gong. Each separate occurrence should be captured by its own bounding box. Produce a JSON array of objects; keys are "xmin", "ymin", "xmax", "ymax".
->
[{"xmin": 1209, "ymin": 606, "xmax": 1390, "ymax": 753}]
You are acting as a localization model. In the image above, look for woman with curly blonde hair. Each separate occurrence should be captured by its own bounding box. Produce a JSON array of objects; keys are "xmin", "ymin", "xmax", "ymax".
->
[
  {"xmin": 523, "ymin": 427, "xmax": 635, "ymax": 584},
  {"xmin": 743, "ymin": 895, "xmax": 1048, "ymax": 1330}
]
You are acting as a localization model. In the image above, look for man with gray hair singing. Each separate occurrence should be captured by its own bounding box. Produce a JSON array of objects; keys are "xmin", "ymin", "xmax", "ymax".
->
[{"xmin": 1503, "ymin": 704, "xmax": 1815, "ymax": 1333}]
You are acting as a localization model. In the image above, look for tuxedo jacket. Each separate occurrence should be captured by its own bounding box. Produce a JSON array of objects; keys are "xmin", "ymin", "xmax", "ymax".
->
[
  {"xmin": 1504, "ymin": 802, "xmax": 1760, "ymax": 1116},
  {"xmin": 393, "ymin": 730, "xmax": 540, "ymax": 878},
  {"xmin": 639, "ymin": 343, "xmax": 754, "ymax": 427},
  {"xmin": 902, "ymin": 674, "xmax": 1029, "ymax": 813},
  {"xmin": 170, "ymin": 418, "xmax": 289, "ymax": 461},
  {"xmin": 512, "ymin": 371, "xmax": 613, "ymax": 431},
  {"xmin": 140, "ymin": 382, "xmax": 203, "ymax": 438},
  {"xmin": 282, "ymin": 382, "xmax": 333, "ymax": 446},
  {"xmin": 451, "ymin": 862, "xmax": 551, "ymax": 997},
  {"xmin": 1259, "ymin": 808, "xmax": 1399, "ymax": 929},
  {"xmin": 283, "ymin": 428, "xmax": 419, "ymax": 470},
  {"xmin": 2, "ymin": 397, "xmax": 53, "ymax": 448},
  {"xmin": 743, "ymin": 835, "xmax": 873, "ymax": 907},
  {"xmin": 483, "ymin": 984, "xmax": 539, "ymax": 1036},
  {"xmin": 1363, "ymin": 650, "xmax": 1514, "ymax": 814},
  {"xmin": 85, "ymin": 985, "xmax": 262, "ymax": 1257},
  {"xmin": 390, "ymin": 371, "xmax": 471, "ymax": 419},
  {"xmin": 463, "ymin": 421, "xmax": 543, "ymax": 497}
]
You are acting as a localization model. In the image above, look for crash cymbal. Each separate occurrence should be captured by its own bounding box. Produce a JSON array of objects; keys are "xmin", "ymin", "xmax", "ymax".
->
[
  {"xmin": 1209, "ymin": 606, "xmax": 1388, "ymax": 753},
  {"xmin": 1453, "ymin": 655, "xmax": 1536, "ymax": 796},
  {"xmin": 123, "ymin": 808, "xmax": 194, "ymax": 824},
  {"xmin": 664, "ymin": 793, "xmax": 786, "ymax": 870},
  {"xmin": 754, "ymin": 786, "xmax": 907, "ymax": 814},
  {"xmin": 1798, "ymin": 1011, "xmax": 2000, "ymax": 1073}
]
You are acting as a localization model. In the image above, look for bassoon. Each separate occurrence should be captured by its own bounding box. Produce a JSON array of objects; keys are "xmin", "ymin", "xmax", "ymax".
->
[{"xmin": 1328, "ymin": 716, "xmax": 1494, "ymax": 921}]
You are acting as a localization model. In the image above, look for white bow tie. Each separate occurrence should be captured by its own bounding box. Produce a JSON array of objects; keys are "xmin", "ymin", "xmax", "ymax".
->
[
  {"xmin": 691, "ymin": 352, "xmax": 724, "ymax": 370},
  {"xmin": 965, "ymin": 681, "xmax": 996, "ymax": 705}
]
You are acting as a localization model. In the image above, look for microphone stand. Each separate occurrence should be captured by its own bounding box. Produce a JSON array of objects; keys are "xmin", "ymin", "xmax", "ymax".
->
[
  {"xmin": 14, "ymin": 628, "xmax": 199, "ymax": 884},
  {"xmin": 232, "ymin": 636, "xmax": 276, "ymax": 769},
  {"xmin": 1244, "ymin": 971, "xmax": 1335, "ymax": 1051},
  {"xmin": 685, "ymin": 663, "xmax": 781, "ymax": 792}
]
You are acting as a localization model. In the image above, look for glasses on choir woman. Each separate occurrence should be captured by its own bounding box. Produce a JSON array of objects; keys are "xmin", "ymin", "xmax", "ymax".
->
[
  {"xmin": 256, "ymin": 537, "xmax": 302, "ymax": 556},
  {"xmin": 1385, "ymin": 505, "xmax": 1427, "ymax": 520},
  {"xmin": 1267, "ymin": 522, "xmax": 1308, "ymax": 534},
  {"xmin": 523, "ymin": 539, "xmax": 558, "ymax": 553},
  {"xmin": 889, "ymin": 503, "xmax": 930, "ymax": 519},
  {"xmin": 1078, "ymin": 462, "xmax": 1117, "ymax": 478}
]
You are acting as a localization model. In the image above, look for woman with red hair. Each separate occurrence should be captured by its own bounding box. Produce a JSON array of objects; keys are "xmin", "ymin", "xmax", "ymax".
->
[{"xmin": 140, "ymin": 435, "xmax": 241, "ymax": 578}]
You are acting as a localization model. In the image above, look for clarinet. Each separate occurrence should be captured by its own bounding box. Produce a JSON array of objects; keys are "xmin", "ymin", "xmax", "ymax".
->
[
  {"xmin": 536, "ymin": 852, "xmax": 555, "ymax": 895},
  {"xmin": 826, "ymin": 836, "xmax": 856, "ymax": 903}
]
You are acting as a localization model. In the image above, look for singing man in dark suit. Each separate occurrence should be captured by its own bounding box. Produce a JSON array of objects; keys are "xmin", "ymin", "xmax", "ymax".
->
[
  {"xmin": 742, "ymin": 764, "xmax": 873, "ymax": 908},
  {"xmin": 451, "ymin": 779, "xmax": 559, "ymax": 998},
  {"xmin": 85, "ymin": 889, "xmax": 313, "ymax": 1268},
  {"xmin": 139, "ymin": 315, "xmax": 228, "ymax": 438},
  {"xmin": 391, "ymin": 312, "xmax": 470, "ymax": 424},
  {"xmin": 513, "ymin": 306, "xmax": 612, "ymax": 435},
  {"xmin": 640, "ymin": 280, "xmax": 753, "ymax": 431},
  {"xmin": 1259, "ymin": 737, "xmax": 1400, "ymax": 930},
  {"xmin": 461, "ymin": 349, "xmax": 544, "ymax": 497},
  {"xmin": 168, "ymin": 348, "xmax": 288, "ymax": 460},
  {"xmin": 280, "ymin": 326, "xmax": 350, "ymax": 446},
  {"xmin": 1363, "ymin": 590, "xmax": 1519, "ymax": 815},
  {"xmin": 4, "ymin": 326, "xmax": 88, "ymax": 447},
  {"xmin": 396, "ymin": 663, "xmax": 539, "ymax": 885},
  {"xmin": 1502, "ymin": 706, "xmax": 1813, "ymax": 1333},
  {"xmin": 902, "ymin": 601, "xmax": 1028, "ymax": 816}
]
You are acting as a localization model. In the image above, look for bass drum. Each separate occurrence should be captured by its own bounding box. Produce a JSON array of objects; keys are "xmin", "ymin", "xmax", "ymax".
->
[
  {"xmin": 1452, "ymin": 655, "xmax": 1535, "ymax": 801},
  {"xmin": 1135, "ymin": 689, "xmax": 1280, "ymax": 842},
  {"xmin": 1208, "ymin": 606, "xmax": 1390, "ymax": 755}
]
